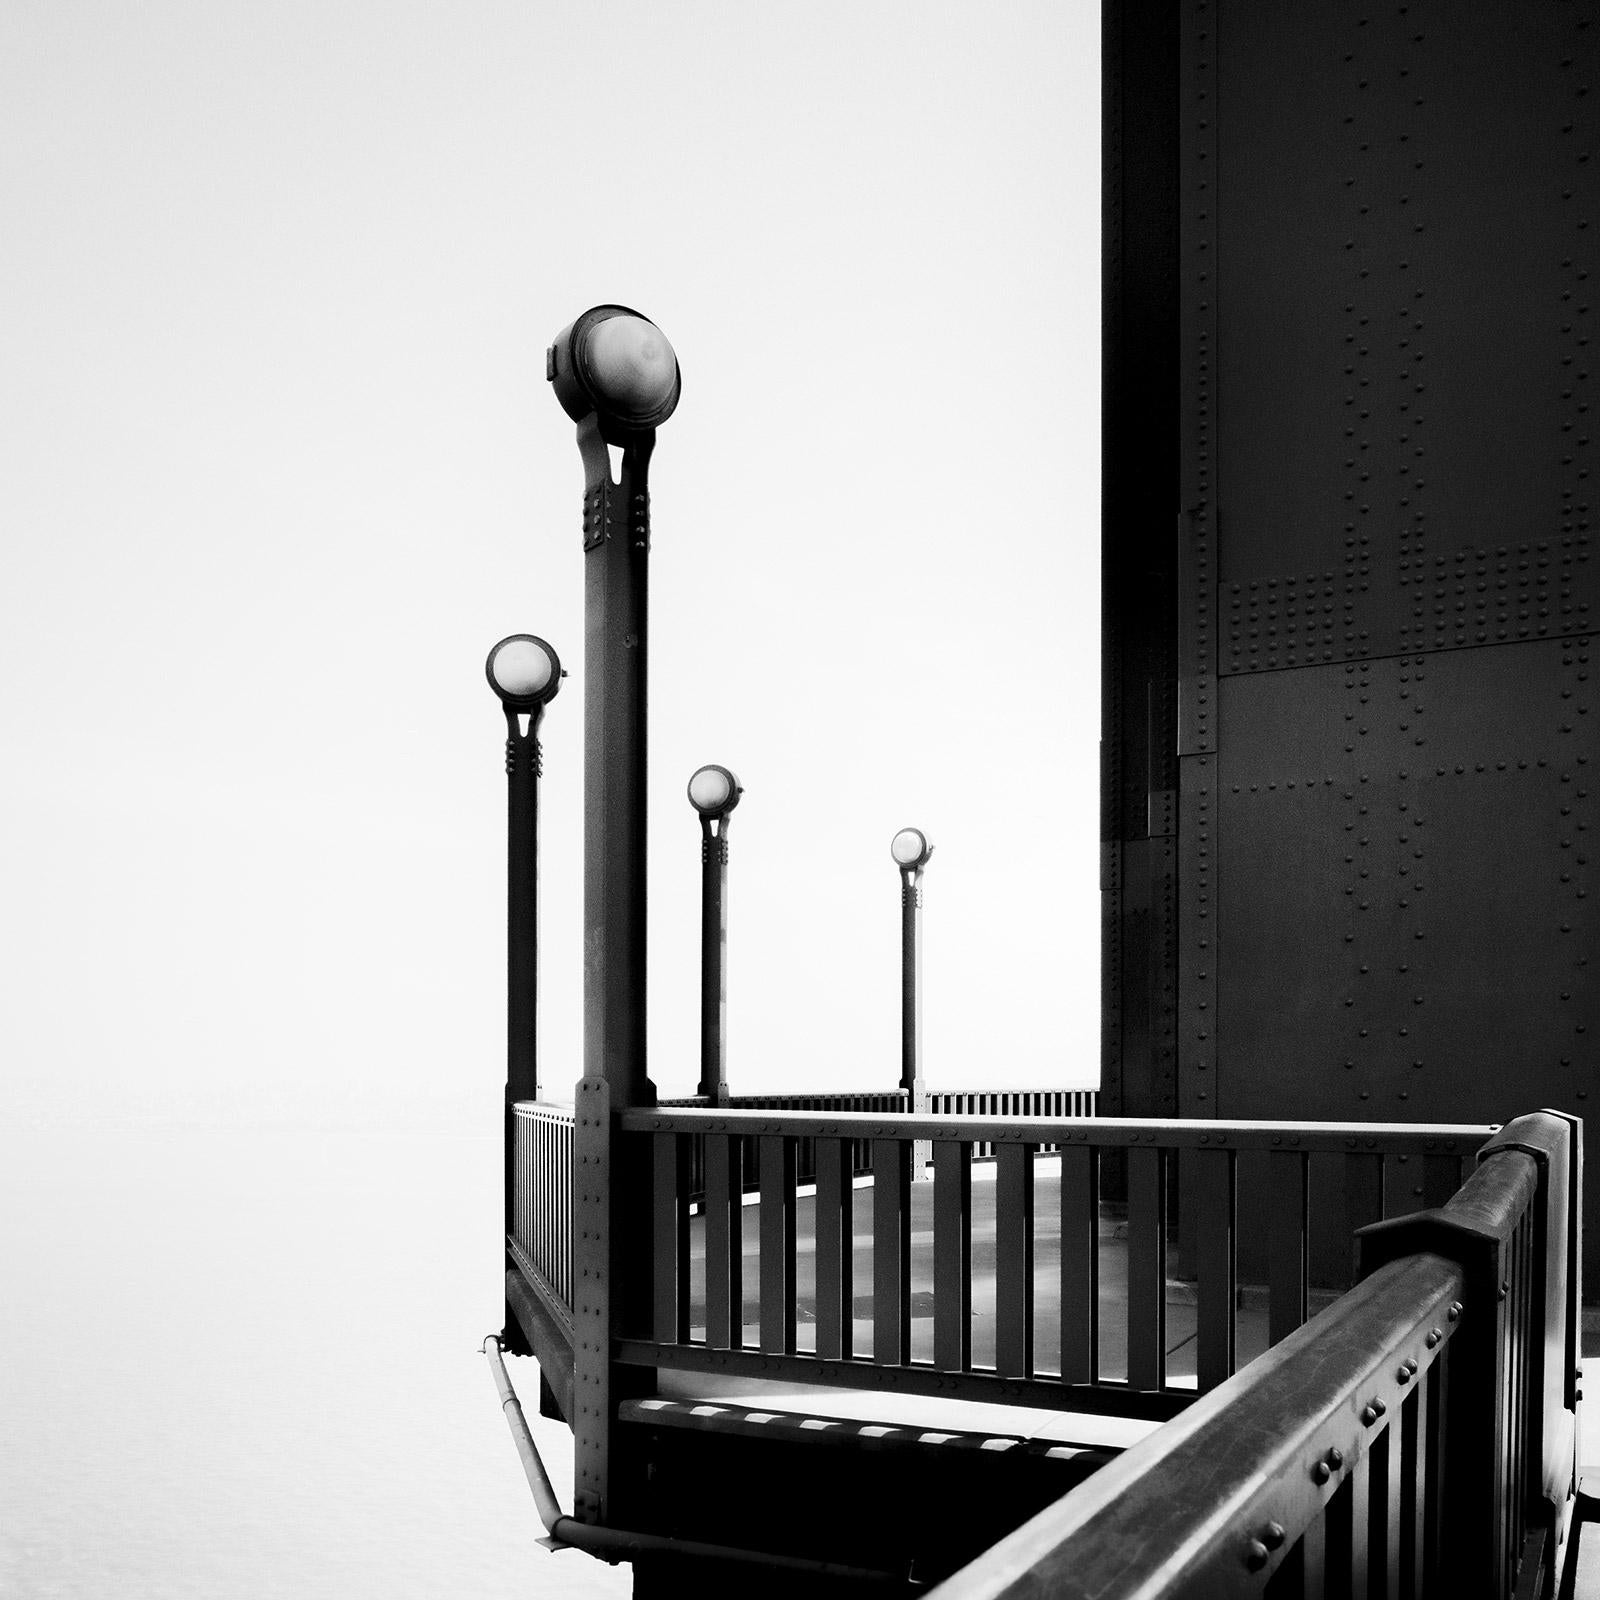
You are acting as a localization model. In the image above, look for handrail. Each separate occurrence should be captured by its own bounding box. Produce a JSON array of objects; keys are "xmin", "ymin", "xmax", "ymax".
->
[
  {"xmin": 927, "ymin": 1251, "xmax": 1466, "ymax": 1597},
  {"xmin": 622, "ymin": 1104, "xmax": 1492, "ymax": 1153},
  {"xmin": 928, "ymin": 1108, "xmax": 1579, "ymax": 1599}
]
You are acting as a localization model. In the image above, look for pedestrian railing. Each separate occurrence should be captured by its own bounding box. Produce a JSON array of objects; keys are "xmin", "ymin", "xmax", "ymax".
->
[
  {"xmin": 925, "ymin": 1110, "xmax": 1581, "ymax": 1599},
  {"xmin": 510, "ymin": 1101, "xmax": 574, "ymax": 1312},
  {"xmin": 517, "ymin": 1087, "xmax": 1105, "ymax": 1319},
  {"xmin": 617, "ymin": 1108, "xmax": 1494, "ymax": 1416}
]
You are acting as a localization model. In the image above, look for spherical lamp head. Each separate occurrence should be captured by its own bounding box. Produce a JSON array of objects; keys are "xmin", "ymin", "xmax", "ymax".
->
[
  {"xmin": 548, "ymin": 305, "xmax": 681, "ymax": 437},
  {"xmin": 890, "ymin": 827, "xmax": 933, "ymax": 870},
  {"xmin": 688, "ymin": 764, "xmax": 742, "ymax": 821},
  {"xmin": 486, "ymin": 634, "xmax": 563, "ymax": 708}
]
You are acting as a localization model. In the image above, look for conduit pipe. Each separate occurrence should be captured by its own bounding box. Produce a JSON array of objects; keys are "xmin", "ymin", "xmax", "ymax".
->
[{"xmin": 482, "ymin": 1337, "xmax": 902, "ymax": 1584}]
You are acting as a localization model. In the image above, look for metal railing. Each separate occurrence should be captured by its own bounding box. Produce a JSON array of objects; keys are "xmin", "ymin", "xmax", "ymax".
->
[
  {"xmin": 619, "ymin": 1108, "xmax": 1494, "ymax": 1417},
  {"xmin": 927, "ymin": 1111, "xmax": 1581, "ymax": 1599},
  {"xmin": 510, "ymin": 1091, "xmax": 1099, "ymax": 1320},
  {"xmin": 511, "ymin": 1102, "xmax": 574, "ymax": 1311}
]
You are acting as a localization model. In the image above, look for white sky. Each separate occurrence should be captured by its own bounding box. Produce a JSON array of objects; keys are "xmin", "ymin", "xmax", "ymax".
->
[{"xmin": 2, "ymin": 1, "xmax": 1101, "ymax": 1132}]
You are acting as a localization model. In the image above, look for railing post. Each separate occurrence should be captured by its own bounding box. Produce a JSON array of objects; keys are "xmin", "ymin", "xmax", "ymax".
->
[{"xmin": 549, "ymin": 305, "xmax": 680, "ymax": 1529}]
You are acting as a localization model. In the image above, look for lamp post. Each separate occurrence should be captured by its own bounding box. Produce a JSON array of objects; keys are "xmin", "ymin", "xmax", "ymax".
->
[
  {"xmin": 487, "ymin": 634, "xmax": 564, "ymax": 1107},
  {"xmin": 892, "ymin": 828, "xmax": 933, "ymax": 1173},
  {"xmin": 549, "ymin": 304, "xmax": 680, "ymax": 1526},
  {"xmin": 688, "ymin": 764, "xmax": 742, "ymax": 1105},
  {"xmin": 487, "ymin": 633, "xmax": 562, "ymax": 1363}
]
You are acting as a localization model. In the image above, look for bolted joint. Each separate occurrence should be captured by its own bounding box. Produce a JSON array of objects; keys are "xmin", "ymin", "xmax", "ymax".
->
[{"xmin": 505, "ymin": 736, "xmax": 544, "ymax": 778}]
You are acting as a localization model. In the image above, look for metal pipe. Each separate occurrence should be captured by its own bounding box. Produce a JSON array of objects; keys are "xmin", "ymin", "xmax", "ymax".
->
[{"xmin": 481, "ymin": 1337, "xmax": 901, "ymax": 1584}]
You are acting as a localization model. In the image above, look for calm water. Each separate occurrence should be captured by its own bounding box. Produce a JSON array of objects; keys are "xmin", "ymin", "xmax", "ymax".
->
[{"xmin": 1, "ymin": 1127, "xmax": 628, "ymax": 1598}]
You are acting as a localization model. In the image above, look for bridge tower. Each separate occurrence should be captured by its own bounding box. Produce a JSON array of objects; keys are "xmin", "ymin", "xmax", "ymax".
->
[{"xmin": 1102, "ymin": 0, "xmax": 1599, "ymax": 1276}]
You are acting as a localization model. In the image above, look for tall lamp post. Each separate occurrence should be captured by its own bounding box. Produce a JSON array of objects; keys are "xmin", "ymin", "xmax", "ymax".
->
[
  {"xmin": 487, "ymin": 633, "xmax": 564, "ymax": 1107},
  {"xmin": 688, "ymin": 764, "xmax": 742, "ymax": 1104},
  {"xmin": 488, "ymin": 634, "xmax": 562, "ymax": 1361},
  {"xmin": 549, "ymin": 304, "xmax": 680, "ymax": 1526},
  {"xmin": 891, "ymin": 828, "xmax": 933, "ymax": 1173}
]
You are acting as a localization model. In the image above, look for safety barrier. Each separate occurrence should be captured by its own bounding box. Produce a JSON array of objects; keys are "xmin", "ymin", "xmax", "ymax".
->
[
  {"xmin": 617, "ymin": 1108, "xmax": 1494, "ymax": 1415},
  {"xmin": 511, "ymin": 1102, "xmax": 574, "ymax": 1311},
  {"xmin": 927, "ymin": 1111, "xmax": 1582, "ymax": 1598}
]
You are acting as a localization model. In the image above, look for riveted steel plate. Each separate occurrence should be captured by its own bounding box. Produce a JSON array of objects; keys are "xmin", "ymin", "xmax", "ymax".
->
[{"xmin": 1215, "ymin": 0, "xmax": 1598, "ymax": 673}]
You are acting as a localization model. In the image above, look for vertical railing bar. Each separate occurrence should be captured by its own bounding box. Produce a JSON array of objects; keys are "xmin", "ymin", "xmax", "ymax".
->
[
  {"xmin": 1382, "ymin": 1412, "xmax": 1402, "ymax": 1598},
  {"xmin": 873, "ymin": 1138, "xmax": 910, "ymax": 1366},
  {"xmin": 933, "ymin": 1140, "xmax": 973, "ymax": 1372},
  {"xmin": 1422, "ymin": 1346, "xmax": 1446, "ymax": 1593},
  {"xmin": 1060, "ymin": 1143, "xmax": 1098, "ymax": 1384},
  {"xmin": 995, "ymin": 1142, "xmax": 1035, "ymax": 1378},
  {"xmin": 756, "ymin": 1134, "xmax": 797, "ymax": 1355},
  {"xmin": 815, "ymin": 1138, "xmax": 846, "ymax": 1360},
  {"xmin": 1300, "ymin": 1507, "xmax": 1327, "ymax": 1600},
  {"xmin": 705, "ymin": 1134, "xmax": 734, "ymax": 1349},
  {"xmin": 760, "ymin": 1135, "xmax": 782, "ymax": 1352},
  {"xmin": 652, "ymin": 1132, "xmax": 681, "ymax": 1343},
  {"xmin": 1269, "ymin": 1151, "xmax": 1309, "ymax": 1345},
  {"xmin": 1349, "ymin": 1453, "xmax": 1371, "ymax": 1598},
  {"xmin": 1126, "ymin": 1144, "xmax": 1165, "ymax": 1391},
  {"xmin": 1196, "ymin": 1147, "xmax": 1236, "ymax": 1390},
  {"xmin": 1401, "ymin": 1382, "xmax": 1422, "ymax": 1600}
]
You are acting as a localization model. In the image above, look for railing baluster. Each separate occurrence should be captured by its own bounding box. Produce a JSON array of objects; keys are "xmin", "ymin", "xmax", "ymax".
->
[
  {"xmin": 1422, "ymin": 1352, "xmax": 1444, "ymax": 1593},
  {"xmin": 1301, "ymin": 1513, "xmax": 1327, "ymax": 1600},
  {"xmin": 1270, "ymin": 1150, "xmax": 1309, "ymax": 1344},
  {"xmin": 995, "ymin": 1142, "xmax": 1035, "ymax": 1378},
  {"xmin": 814, "ymin": 1137, "xmax": 852, "ymax": 1361},
  {"xmin": 1349, "ymin": 1453, "xmax": 1372, "ymax": 1596},
  {"xmin": 653, "ymin": 1131, "xmax": 688, "ymax": 1342},
  {"xmin": 705, "ymin": 1133, "xmax": 738, "ymax": 1349},
  {"xmin": 1377, "ymin": 1418, "xmax": 1400, "ymax": 1598},
  {"xmin": 873, "ymin": 1138, "xmax": 910, "ymax": 1366},
  {"xmin": 759, "ymin": 1134, "xmax": 797, "ymax": 1354},
  {"xmin": 933, "ymin": 1140, "xmax": 972, "ymax": 1372},
  {"xmin": 1325, "ymin": 1475, "xmax": 1355, "ymax": 1596},
  {"xmin": 1400, "ymin": 1383, "xmax": 1422, "ymax": 1600},
  {"xmin": 1060, "ymin": 1143, "xmax": 1098, "ymax": 1384},
  {"xmin": 1127, "ymin": 1145, "xmax": 1166, "ymax": 1390},
  {"xmin": 1196, "ymin": 1147, "xmax": 1236, "ymax": 1390}
]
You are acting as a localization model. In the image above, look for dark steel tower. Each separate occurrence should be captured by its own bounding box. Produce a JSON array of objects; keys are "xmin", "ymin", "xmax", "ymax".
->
[{"xmin": 1103, "ymin": 0, "xmax": 1598, "ymax": 1273}]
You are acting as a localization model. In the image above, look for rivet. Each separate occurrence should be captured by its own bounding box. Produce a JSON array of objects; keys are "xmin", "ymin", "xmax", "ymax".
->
[
  {"xmin": 1262, "ymin": 1522, "xmax": 1287, "ymax": 1550},
  {"xmin": 1448, "ymin": 1302, "xmax": 1462, "ymax": 1321},
  {"xmin": 1244, "ymin": 1539, "xmax": 1270, "ymax": 1572}
]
